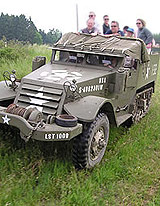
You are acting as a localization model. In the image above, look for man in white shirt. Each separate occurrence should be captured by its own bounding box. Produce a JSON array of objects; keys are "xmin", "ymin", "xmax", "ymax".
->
[
  {"xmin": 80, "ymin": 19, "xmax": 99, "ymax": 35},
  {"xmin": 88, "ymin": 11, "xmax": 100, "ymax": 33}
]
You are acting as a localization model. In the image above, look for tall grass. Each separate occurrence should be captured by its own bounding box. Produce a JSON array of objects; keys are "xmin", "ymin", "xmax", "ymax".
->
[
  {"xmin": 0, "ymin": 41, "xmax": 51, "ymax": 81},
  {"xmin": 0, "ymin": 45, "xmax": 160, "ymax": 205}
]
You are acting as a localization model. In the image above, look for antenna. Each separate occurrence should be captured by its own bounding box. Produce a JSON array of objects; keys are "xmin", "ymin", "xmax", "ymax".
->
[{"xmin": 76, "ymin": 3, "xmax": 79, "ymax": 31}]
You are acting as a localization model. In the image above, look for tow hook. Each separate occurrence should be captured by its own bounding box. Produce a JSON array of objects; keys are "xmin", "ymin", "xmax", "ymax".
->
[{"xmin": 21, "ymin": 120, "xmax": 45, "ymax": 142}]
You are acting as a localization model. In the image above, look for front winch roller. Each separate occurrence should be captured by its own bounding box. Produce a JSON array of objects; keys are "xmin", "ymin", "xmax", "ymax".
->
[
  {"xmin": 6, "ymin": 104, "xmax": 26, "ymax": 117},
  {"xmin": 6, "ymin": 104, "xmax": 43, "ymax": 124}
]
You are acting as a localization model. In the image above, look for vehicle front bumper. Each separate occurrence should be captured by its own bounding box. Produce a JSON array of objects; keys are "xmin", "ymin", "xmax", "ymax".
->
[{"xmin": 0, "ymin": 107, "xmax": 82, "ymax": 141}]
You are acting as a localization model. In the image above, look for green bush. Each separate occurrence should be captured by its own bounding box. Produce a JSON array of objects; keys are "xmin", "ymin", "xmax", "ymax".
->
[{"xmin": 0, "ymin": 47, "xmax": 20, "ymax": 61}]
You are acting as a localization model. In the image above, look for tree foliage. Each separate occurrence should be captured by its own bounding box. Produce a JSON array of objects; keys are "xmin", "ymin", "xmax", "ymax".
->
[
  {"xmin": 0, "ymin": 13, "xmax": 62, "ymax": 45},
  {"xmin": 39, "ymin": 29, "xmax": 62, "ymax": 45}
]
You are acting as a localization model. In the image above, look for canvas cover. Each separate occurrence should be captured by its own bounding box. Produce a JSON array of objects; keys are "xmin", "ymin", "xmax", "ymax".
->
[{"xmin": 54, "ymin": 32, "xmax": 150, "ymax": 63}]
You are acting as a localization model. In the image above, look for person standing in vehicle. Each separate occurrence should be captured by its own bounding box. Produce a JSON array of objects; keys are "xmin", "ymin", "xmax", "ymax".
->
[
  {"xmin": 126, "ymin": 28, "xmax": 135, "ymax": 37},
  {"xmin": 105, "ymin": 21, "xmax": 124, "ymax": 36},
  {"xmin": 136, "ymin": 19, "xmax": 153, "ymax": 53},
  {"xmin": 123, "ymin": 26, "xmax": 129, "ymax": 36},
  {"xmin": 88, "ymin": 11, "xmax": 100, "ymax": 33},
  {"xmin": 102, "ymin": 15, "xmax": 110, "ymax": 34},
  {"xmin": 79, "ymin": 19, "xmax": 99, "ymax": 35}
]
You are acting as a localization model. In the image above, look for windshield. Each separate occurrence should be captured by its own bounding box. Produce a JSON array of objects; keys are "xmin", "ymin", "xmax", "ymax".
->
[{"xmin": 53, "ymin": 50, "xmax": 122, "ymax": 69}]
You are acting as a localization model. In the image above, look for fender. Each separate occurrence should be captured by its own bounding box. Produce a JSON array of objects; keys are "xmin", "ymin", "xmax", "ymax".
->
[
  {"xmin": 0, "ymin": 81, "xmax": 18, "ymax": 102},
  {"xmin": 64, "ymin": 95, "xmax": 116, "ymax": 124}
]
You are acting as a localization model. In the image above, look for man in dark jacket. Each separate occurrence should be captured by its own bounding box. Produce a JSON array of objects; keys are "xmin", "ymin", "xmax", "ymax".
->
[
  {"xmin": 102, "ymin": 15, "xmax": 110, "ymax": 34},
  {"xmin": 105, "ymin": 21, "xmax": 124, "ymax": 36}
]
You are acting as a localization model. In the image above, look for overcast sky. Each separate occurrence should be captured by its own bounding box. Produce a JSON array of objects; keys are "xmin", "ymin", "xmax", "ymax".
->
[{"xmin": 1, "ymin": 0, "xmax": 159, "ymax": 34}]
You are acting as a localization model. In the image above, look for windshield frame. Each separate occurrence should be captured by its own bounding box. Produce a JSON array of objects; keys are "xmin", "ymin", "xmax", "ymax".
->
[{"xmin": 51, "ymin": 48, "xmax": 124, "ymax": 70}]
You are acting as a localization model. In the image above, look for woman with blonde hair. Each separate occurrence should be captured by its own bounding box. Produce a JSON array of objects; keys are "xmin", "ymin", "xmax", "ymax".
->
[{"xmin": 136, "ymin": 18, "xmax": 153, "ymax": 53}]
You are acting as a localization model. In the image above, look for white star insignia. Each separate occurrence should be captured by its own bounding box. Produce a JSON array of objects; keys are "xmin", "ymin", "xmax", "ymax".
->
[
  {"xmin": 29, "ymin": 97, "xmax": 49, "ymax": 105},
  {"xmin": 2, "ymin": 115, "xmax": 10, "ymax": 125}
]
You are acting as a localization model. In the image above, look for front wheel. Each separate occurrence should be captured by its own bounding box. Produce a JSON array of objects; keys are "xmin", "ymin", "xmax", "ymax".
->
[{"xmin": 72, "ymin": 113, "xmax": 109, "ymax": 169}]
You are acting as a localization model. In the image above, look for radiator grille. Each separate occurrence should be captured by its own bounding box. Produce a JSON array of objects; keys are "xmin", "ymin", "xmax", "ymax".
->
[{"xmin": 15, "ymin": 83, "xmax": 63, "ymax": 118}]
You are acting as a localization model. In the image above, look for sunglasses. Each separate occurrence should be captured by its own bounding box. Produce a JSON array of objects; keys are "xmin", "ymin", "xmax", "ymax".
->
[
  {"xmin": 104, "ymin": 18, "xmax": 109, "ymax": 20},
  {"xmin": 89, "ymin": 15, "xmax": 94, "ymax": 17},
  {"xmin": 111, "ymin": 25, "xmax": 117, "ymax": 27},
  {"xmin": 136, "ymin": 22, "xmax": 141, "ymax": 25}
]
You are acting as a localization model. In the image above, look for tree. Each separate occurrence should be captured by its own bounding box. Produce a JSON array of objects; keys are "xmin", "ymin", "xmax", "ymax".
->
[
  {"xmin": 43, "ymin": 28, "xmax": 62, "ymax": 45},
  {"xmin": 0, "ymin": 13, "xmax": 62, "ymax": 45},
  {"xmin": 34, "ymin": 32, "xmax": 43, "ymax": 45},
  {"xmin": 0, "ymin": 13, "xmax": 38, "ymax": 44},
  {"xmin": 39, "ymin": 29, "xmax": 47, "ymax": 44}
]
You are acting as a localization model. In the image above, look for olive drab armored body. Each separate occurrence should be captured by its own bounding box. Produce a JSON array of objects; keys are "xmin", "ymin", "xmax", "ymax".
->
[{"xmin": 0, "ymin": 33, "xmax": 159, "ymax": 169}]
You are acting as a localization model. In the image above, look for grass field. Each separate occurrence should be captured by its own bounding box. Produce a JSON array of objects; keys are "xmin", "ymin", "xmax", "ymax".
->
[
  {"xmin": 0, "ymin": 42, "xmax": 51, "ymax": 81},
  {"xmin": 0, "ymin": 44, "xmax": 160, "ymax": 206}
]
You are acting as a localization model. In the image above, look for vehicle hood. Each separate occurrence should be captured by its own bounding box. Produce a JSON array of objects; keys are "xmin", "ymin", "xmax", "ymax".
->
[{"xmin": 22, "ymin": 63, "xmax": 114, "ymax": 87}]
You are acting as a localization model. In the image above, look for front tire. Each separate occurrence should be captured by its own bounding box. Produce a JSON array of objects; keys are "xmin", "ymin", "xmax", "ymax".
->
[{"xmin": 72, "ymin": 113, "xmax": 109, "ymax": 169}]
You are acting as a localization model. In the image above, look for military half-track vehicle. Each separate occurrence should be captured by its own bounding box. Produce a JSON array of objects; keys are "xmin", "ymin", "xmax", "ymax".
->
[{"xmin": 0, "ymin": 33, "xmax": 159, "ymax": 169}]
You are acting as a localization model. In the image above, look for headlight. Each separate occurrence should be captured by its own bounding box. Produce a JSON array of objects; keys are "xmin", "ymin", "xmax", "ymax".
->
[
  {"xmin": 69, "ymin": 84, "xmax": 77, "ymax": 92},
  {"xmin": 10, "ymin": 74, "xmax": 16, "ymax": 82}
]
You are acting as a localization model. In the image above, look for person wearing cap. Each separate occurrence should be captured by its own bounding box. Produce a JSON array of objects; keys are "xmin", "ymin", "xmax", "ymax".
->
[
  {"xmin": 102, "ymin": 15, "xmax": 110, "ymax": 34},
  {"xmin": 126, "ymin": 28, "xmax": 135, "ymax": 37}
]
